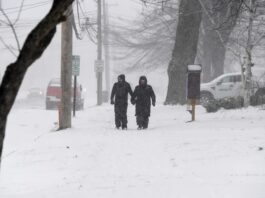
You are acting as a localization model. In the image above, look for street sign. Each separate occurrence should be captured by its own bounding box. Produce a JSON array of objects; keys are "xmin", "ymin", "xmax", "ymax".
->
[
  {"xmin": 94, "ymin": 60, "xmax": 104, "ymax": 73},
  {"xmin": 72, "ymin": 55, "xmax": 80, "ymax": 76}
]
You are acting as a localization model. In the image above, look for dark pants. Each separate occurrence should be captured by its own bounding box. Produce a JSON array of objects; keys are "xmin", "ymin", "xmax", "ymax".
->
[
  {"xmin": 115, "ymin": 103, "xmax": 128, "ymax": 128},
  {"xmin": 136, "ymin": 116, "xmax": 149, "ymax": 129}
]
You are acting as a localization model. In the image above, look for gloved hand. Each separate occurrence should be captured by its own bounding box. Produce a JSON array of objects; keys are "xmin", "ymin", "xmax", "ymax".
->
[
  {"xmin": 111, "ymin": 100, "xmax": 115, "ymax": 105},
  {"xmin": 152, "ymin": 101, "xmax": 156, "ymax": 106},
  {"xmin": 131, "ymin": 99, "xmax": 136, "ymax": 105}
]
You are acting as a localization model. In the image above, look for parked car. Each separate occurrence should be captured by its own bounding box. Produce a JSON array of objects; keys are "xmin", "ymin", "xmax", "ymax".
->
[
  {"xmin": 27, "ymin": 87, "xmax": 44, "ymax": 100},
  {"xmin": 45, "ymin": 78, "xmax": 84, "ymax": 110},
  {"xmin": 200, "ymin": 73, "xmax": 265, "ymax": 111}
]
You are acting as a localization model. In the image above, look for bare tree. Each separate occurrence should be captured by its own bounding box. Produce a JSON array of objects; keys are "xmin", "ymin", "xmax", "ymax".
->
[
  {"xmin": 109, "ymin": 1, "xmax": 178, "ymax": 71},
  {"xmin": 108, "ymin": 0, "xmax": 264, "ymax": 106},
  {"xmin": 238, "ymin": 0, "xmax": 265, "ymax": 106},
  {"xmin": 210, "ymin": 0, "xmax": 265, "ymax": 106},
  {"xmin": 110, "ymin": 0, "xmax": 239, "ymax": 78},
  {"xmin": 0, "ymin": 0, "xmax": 74, "ymax": 167},
  {"xmin": 165, "ymin": 0, "xmax": 202, "ymax": 104},
  {"xmin": 197, "ymin": 0, "xmax": 241, "ymax": 82}
]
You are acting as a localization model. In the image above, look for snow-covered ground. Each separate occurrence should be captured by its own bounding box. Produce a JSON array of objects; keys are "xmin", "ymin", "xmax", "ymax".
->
[{"xmin": 0, "ymin": 102, "xmax": 265, "ymax": 198}]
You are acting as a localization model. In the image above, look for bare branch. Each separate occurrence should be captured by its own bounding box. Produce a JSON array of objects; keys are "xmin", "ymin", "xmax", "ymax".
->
[
  {"xmin": 13, "ymin": 0, "xmax": 25, "ymax": 25},
  {"xmin": 198, "ymin": 0, "xmax": 241, "ymax": 59},
  {"xmin": 0, "ymin": 37, "xmax": 17, "ymax": 58},
  {"xmin": 251, "ymin": 32, "xmax": 265, "ymax": 49},
  {"xmin": 0, "ymin": 7, "xmax": 21, "ymax": 52},
  {"xmin": 0, "ymin": 37, "xmax": 17, "ymax": 57}
]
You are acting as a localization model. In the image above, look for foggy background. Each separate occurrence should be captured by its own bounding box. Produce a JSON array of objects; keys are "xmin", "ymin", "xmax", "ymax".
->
[
  {"xmin": 1, "ymin": 0, "xmax": 265, "ymax": 103},
  {"xmin": 0, "ymin": 0, "xmax": 149, "ymax": 103}
]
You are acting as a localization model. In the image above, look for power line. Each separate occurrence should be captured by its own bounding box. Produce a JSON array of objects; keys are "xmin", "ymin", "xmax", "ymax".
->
[
  {"xmin": 2, "ymin": 0, "xmax": 50, "ymax": 10},
  {"xmin": 76, "ymin": 0, "xmax": 97, "ymax": 43},
  {"xmin": 0, "ymin": 1, "xmax": 51, "ymax": 15}
]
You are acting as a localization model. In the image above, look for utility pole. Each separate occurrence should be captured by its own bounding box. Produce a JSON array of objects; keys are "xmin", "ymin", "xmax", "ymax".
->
[
  {"xmin": 60, "ymin": 6, "xmax": 73, "ymax": 129},
  {"xmin": 96, "ymin": 0, "xmax": 103, "ymax": 105},
  {"xmin": 103, "ymin": 0, "xmax": 111, "ymax": 100}
]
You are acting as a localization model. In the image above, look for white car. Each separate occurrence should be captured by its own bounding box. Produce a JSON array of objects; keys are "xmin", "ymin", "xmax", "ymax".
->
[{"xmin": 200, "ymin": 73, "xmax": 265, "ymax": 107}]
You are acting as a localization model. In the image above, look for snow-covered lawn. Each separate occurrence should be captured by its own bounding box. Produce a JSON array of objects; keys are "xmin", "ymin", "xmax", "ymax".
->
[{"xmin": 0, "ymin": 104, "xmax": 265, "ymax": 198}]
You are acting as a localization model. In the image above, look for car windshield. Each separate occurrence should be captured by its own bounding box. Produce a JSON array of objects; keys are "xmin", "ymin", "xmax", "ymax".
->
[{"xmin": 210, "ymin": 75, "xmax": 226, "ymax": 84}]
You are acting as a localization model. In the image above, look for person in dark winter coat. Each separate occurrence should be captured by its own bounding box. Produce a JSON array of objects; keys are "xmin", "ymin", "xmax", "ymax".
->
[
  {"xmin": 110, "ymin": 74, "xmax": 133, "ymax": 130},
  {"xmin": 131, "ymin": 76, "xmax": 156, "ymax": 129}
]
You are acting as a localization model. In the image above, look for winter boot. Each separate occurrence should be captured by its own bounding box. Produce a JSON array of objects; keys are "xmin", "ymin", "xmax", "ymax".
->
[
  {"xmin": 122, "ymin": 126, "xmax": 127, "ymax": 130},
  {"xmin": 142, "ymin": 117, "xmax": 149, "ymax": 129},
  {"xmin": 137, "ymin": 125, "xmax": 143, "ymax": 130}
]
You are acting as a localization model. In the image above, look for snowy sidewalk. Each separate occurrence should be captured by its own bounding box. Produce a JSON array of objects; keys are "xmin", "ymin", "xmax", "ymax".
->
[{"xmin": 0, "ymin": 105, "xmax": 265, "ymax": 198}]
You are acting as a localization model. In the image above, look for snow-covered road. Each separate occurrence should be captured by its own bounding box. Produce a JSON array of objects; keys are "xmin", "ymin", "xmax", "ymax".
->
[{"xmin": 0, "ymin": 104, "xmax": 265, "ymax": 198}]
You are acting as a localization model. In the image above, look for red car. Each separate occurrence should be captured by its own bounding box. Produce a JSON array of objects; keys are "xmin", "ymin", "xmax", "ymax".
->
[{"xmin": 45, "ymin": 78, "xmax": 84, "ymax": 110}]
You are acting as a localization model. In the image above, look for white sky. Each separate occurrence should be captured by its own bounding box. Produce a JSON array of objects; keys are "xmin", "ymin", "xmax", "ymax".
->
[
  {"xmin": 1, "ymin": 0, "xmax": 265, "ymax": 97},
  {"xmin": 0, "ymin": 0, "xmax": 142, "ymax": 96}
]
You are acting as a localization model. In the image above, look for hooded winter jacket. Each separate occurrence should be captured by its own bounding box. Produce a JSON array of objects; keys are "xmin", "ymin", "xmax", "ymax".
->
[
  {"xmin": 132, "ymin": 76, "xmax": 156, "ymax": 117},
  {"xmin": 110, "ymin": 74, "xmax": 133, "ymax": 109}
]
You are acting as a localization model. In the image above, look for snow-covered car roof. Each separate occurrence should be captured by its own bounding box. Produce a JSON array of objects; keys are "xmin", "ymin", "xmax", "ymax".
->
[
  {"xmin": 48, "ymin": 78, "xmax": 81, "ymax": 87},
  {"xmin": 210, "ymin": 73, "xmax": 241, "ymax": 83}
]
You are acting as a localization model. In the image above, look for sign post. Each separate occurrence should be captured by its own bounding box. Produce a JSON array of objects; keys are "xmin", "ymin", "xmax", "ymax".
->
[
  {"xmin": 72, "ymin": 55, "xmax": 80, "ymax": 117},
  {"xmin": 187, "ymin": 64, "xmax": 202, "ymax": 122},
  {"xmin": 94, "ymin": 60, "xmax": 104, "ymax": 105}
]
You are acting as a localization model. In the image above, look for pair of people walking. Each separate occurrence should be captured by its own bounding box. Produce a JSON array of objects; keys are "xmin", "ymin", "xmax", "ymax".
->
[{"xmin": 110, "ymin": 74, "xmax": 156, "ymax": 130}]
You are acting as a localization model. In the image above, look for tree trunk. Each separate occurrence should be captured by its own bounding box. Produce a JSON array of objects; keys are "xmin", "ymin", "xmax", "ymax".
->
[
  {"xmin": 165, "ymin": 0, "xmax": 202, "ymax": 105},
  {"xmin": 200, "ymin": 27, "xmax": 224, "ymax": 82},
  {"xmin": 0, "ymin": 103, "xmax": 8, "ymax": 163},
  {"xmin": 0, "ymin": 0, "xmax": 74, "ymax": 167},
  {"xmin": 198, "ymin": 15, "xmax": 213, "ymax": 83},
  {"xmin": 211, "ymin": 42, "xmax": 225, "ymax": 79},
  {"xmin": 198, "ymin": 0, "xmax": 241, "ymax": 82}
]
